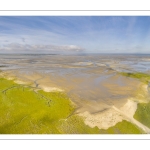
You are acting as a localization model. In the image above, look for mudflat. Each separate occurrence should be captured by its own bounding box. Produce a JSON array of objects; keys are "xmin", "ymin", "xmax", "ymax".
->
[{"xmin": 0, "ymin": 54, "xmax": 150, "ymax": 133}]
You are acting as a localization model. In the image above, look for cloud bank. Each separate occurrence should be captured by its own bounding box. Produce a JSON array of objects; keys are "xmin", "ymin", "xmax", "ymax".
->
[{"xmin": 0, "ymin": 43, "xmax": 84, "ymax": 54}]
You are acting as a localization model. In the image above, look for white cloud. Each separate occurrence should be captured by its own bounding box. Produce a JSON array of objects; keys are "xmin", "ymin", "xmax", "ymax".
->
[{"xmin": 0, "ymin": 43, "xmax": 84, "ymax": 54}]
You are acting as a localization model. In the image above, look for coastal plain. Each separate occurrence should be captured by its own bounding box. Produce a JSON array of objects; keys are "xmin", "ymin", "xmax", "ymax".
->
[{"xmin": 0, "ymin": 54, "xmax": 150, "ymax": 134}]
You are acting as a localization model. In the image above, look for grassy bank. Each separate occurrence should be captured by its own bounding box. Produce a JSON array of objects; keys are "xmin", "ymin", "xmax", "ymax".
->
[{"xmin": 134, "ymin": 103, "xmax": 150, "ymax": 128}]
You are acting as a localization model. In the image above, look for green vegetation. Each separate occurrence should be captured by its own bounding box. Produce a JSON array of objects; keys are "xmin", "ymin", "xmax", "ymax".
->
[
  {"xmin": 0, "ymin": 77, "xmax": 100, "ymax": 134},
  {"xmin": 58, "ymin": 115, "xmax": 100, "ymax": 134},
  {"xmin": 100, "ymin": 120, "xmax": 144, "ymax": 134},
  {"xmin": 134, "ymin": 102, "xmax": 150, "ymax": 128},
  {"xmin": 120, "ymin": 72, "xmax": 150, "ymax": 84}
]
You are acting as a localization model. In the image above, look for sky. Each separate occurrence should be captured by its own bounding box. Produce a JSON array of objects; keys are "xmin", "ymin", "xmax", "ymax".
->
[{"xmin": 0, "ymin": 16, "xmax": 150, "ymax": 54}]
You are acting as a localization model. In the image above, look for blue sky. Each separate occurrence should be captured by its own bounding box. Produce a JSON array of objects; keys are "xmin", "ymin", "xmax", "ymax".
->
[{"xmin": 0, "ymin": 16, "xmax": 150, "ymax": 54}]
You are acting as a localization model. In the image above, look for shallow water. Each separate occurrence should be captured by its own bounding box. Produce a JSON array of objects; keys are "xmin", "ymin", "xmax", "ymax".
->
[{"xmin": 0, "ymin": 54, "xmax": 150, "ymax": 113}]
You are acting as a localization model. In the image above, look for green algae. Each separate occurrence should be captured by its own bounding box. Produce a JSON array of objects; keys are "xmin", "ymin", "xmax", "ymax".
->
[{"xmin": 99, "ymin": 120, "xmax": 144, "ymax": 134}]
